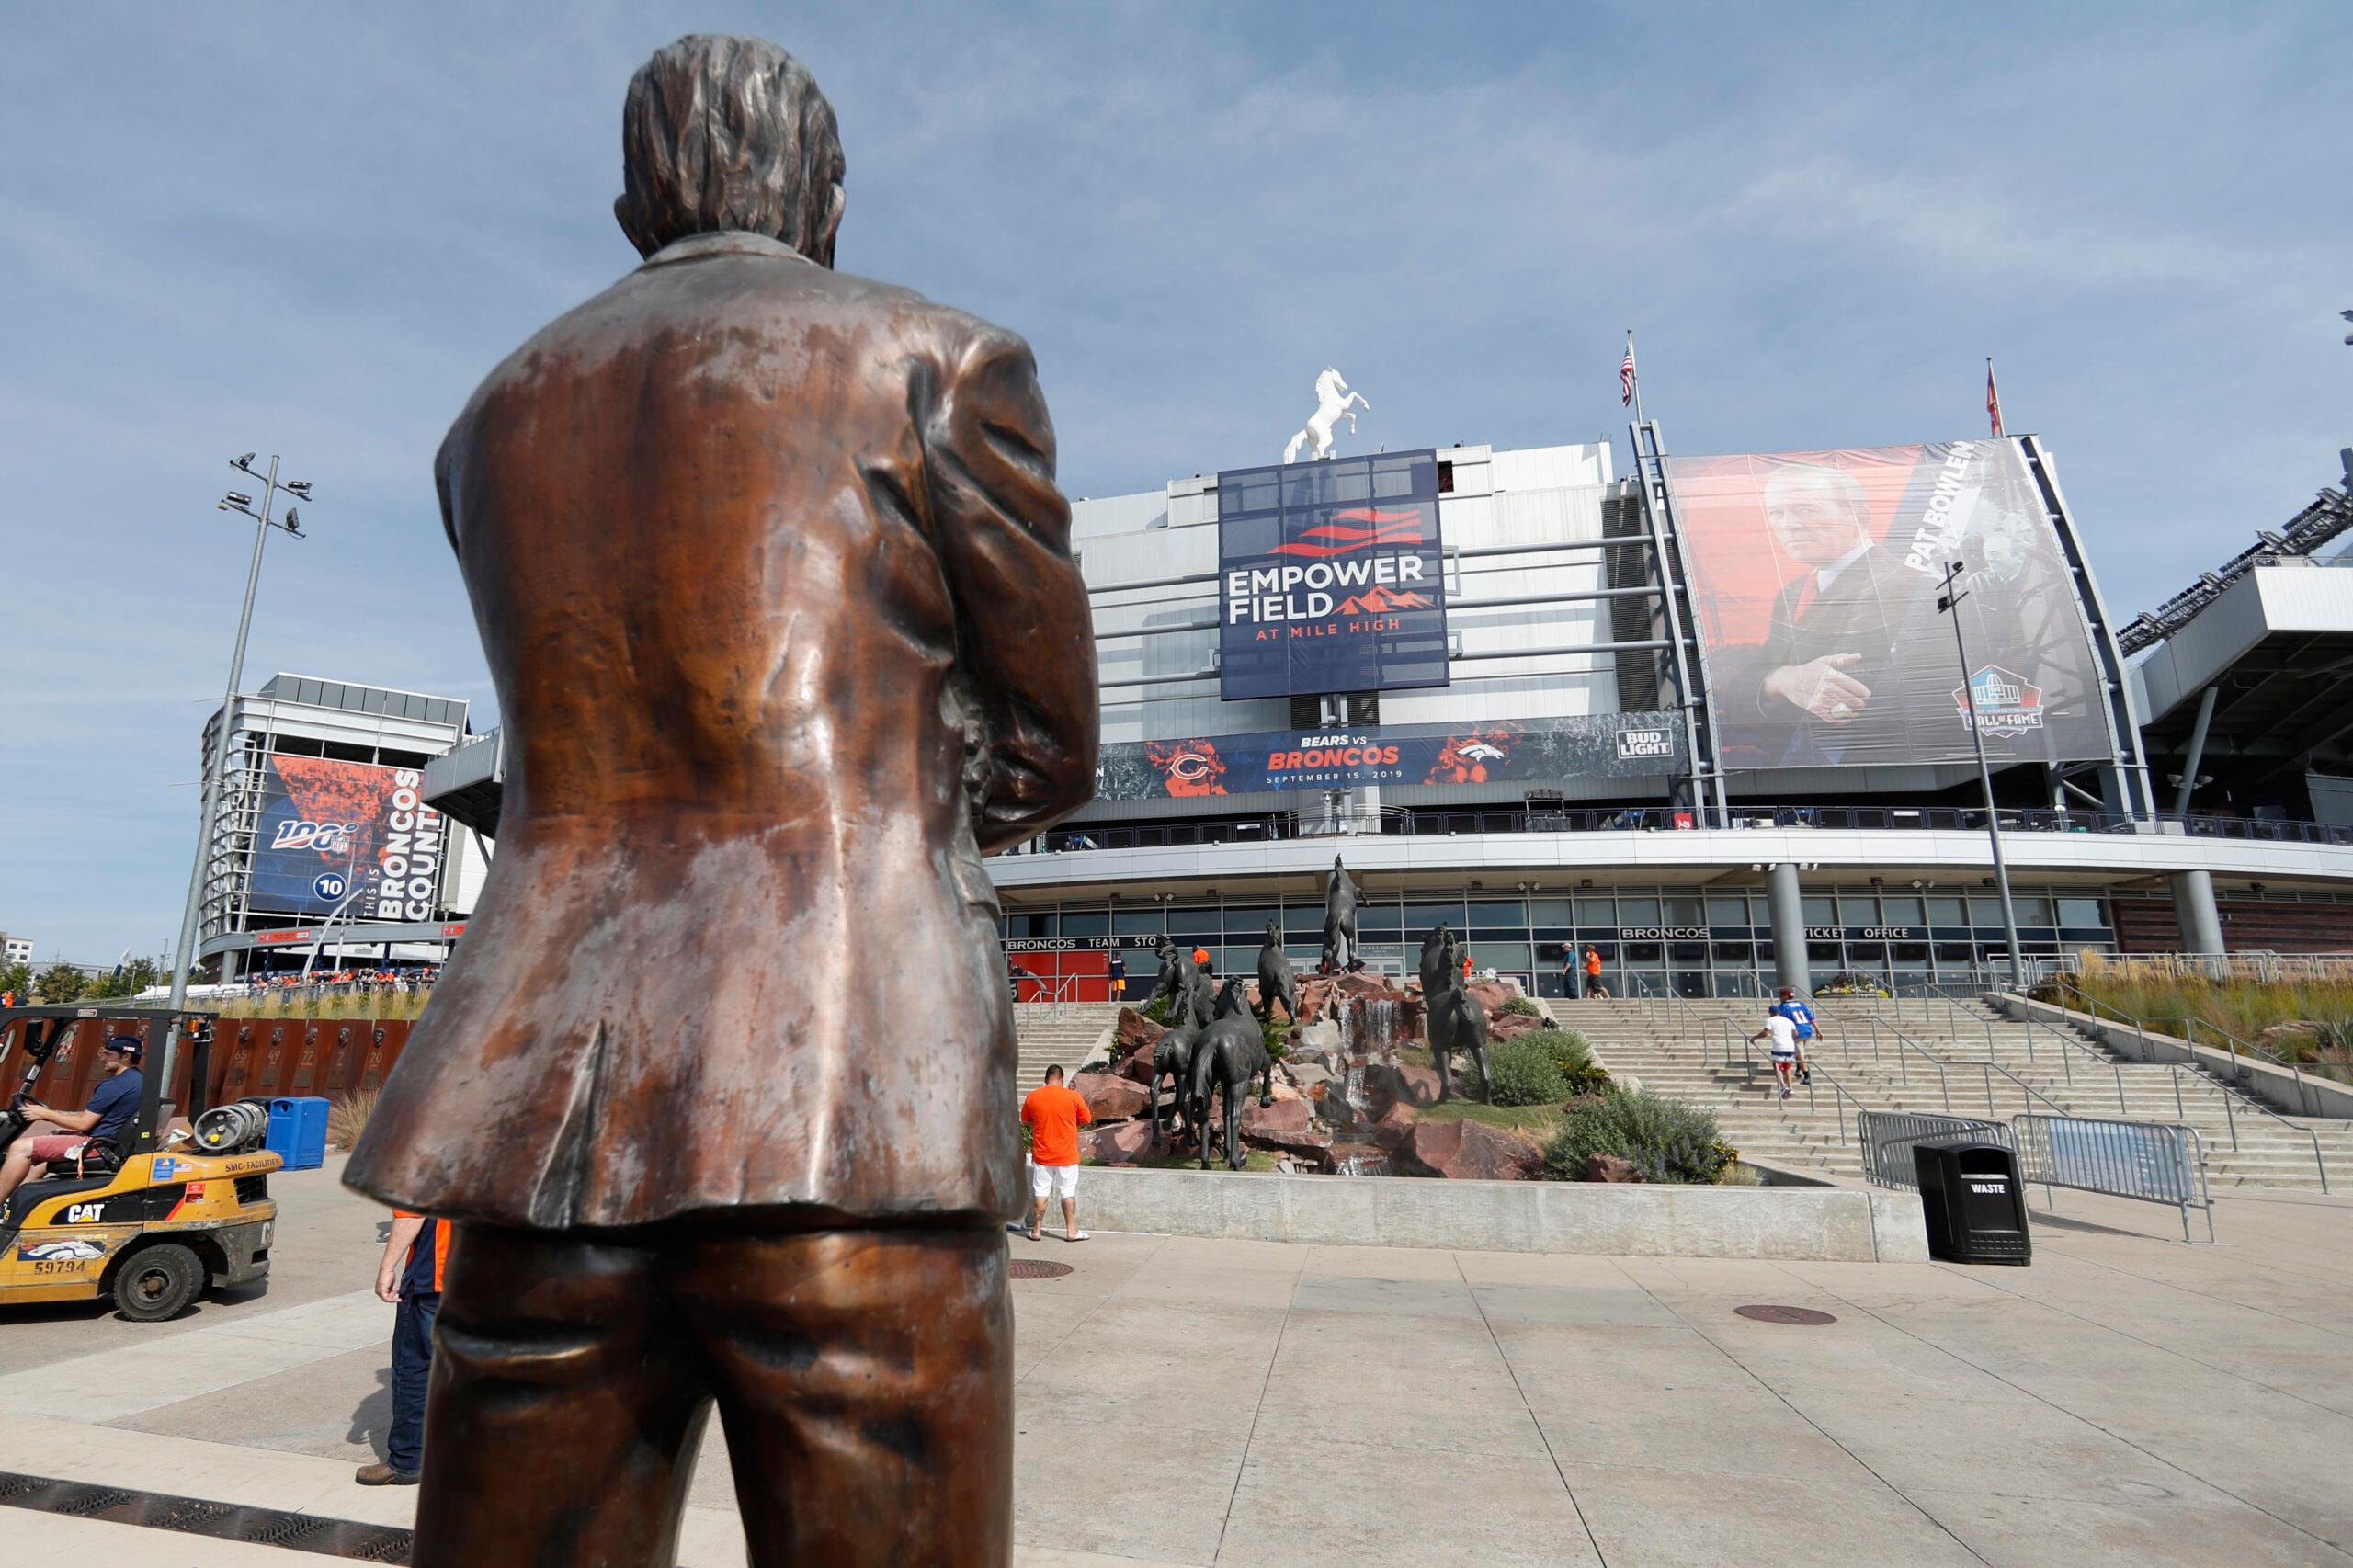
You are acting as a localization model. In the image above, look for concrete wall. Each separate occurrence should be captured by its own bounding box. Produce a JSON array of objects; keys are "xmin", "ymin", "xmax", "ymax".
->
[{"xmin": 1075, "ymin": 1166, "xmax": 1928, "ymax": 1262}]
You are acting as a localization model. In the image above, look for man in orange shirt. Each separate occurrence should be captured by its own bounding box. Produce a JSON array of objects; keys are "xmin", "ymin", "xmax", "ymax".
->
[
  {"xmin": 1018, "ymin": 1065, "xmax": 1092, "ymax": 1243},
  {"xmin": 359, "ymin": 1209, "xmax": 448, "ymax": 1486}
]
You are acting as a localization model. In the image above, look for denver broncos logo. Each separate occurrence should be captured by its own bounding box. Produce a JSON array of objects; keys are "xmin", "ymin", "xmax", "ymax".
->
[{"xmin": 1270, "ymin": 506, "xmax": 1425, "ymax": 558}]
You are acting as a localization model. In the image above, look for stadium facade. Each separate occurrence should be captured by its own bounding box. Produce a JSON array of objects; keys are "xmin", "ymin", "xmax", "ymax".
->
[{"xmin": 415, "ymin": 427, "xmax": 2353, "ymax": 1000}]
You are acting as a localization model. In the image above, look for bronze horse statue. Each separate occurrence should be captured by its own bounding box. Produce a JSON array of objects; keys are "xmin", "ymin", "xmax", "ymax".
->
[
  {"xmin": 1256, "ymin": 919, "xmax": 1300, "ymax": 1022},
  {"xmin": 1423, "ymin": 928, "xmax": 1494, "ymax": 1102},
  {"xmin": 1149, "ymin": 978, "xmax": 1246, "ymax": 1147},
  {"xmin": 1183, "ymin": 978, "xmax": 1275, "ymax": 1171}
]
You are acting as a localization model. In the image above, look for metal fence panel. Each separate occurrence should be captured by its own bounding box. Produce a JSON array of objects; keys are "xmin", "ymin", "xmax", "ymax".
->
[
  {"xmin": 2013, "ymin": 1113, "xmax": 2214, "ymax": 1243},
  {"xmin": 1857, "ymin": 1110, "xmax": 2011, "ymax": 1191}
]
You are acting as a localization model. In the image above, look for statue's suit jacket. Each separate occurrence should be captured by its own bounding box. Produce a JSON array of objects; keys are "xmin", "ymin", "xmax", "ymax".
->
[{"xmin": 346, "ymin": 230, "xmax": 1097, "ymax": 1231}]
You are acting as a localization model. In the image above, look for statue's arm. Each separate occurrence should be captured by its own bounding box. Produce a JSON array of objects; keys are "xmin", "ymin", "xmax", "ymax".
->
[{"xmin": 925, "ymin": 324, "xmax": 1098, "ymax": 854}]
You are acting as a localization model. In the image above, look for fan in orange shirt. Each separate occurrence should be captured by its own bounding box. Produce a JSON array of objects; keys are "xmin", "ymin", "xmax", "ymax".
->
[{"xmin": 1017, "ymin": 1065, "xmax": 1093, "ymax": 1243}]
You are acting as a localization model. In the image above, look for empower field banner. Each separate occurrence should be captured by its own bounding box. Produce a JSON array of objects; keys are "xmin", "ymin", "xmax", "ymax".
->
[
  {"xmin": 1095, "ymin": 712, "xmax": 1684, "ymax": 801},
  {"xmin": 1667, "ymin": 440, "xmax": 2110, "ymax": 771},
  {"xmin": 1217, "ymin": 449, "xmax": 1449, "ymax": 700},
  {"xmin": 248, "ymin": 756, "xmax": 450, "ymax": 920}
]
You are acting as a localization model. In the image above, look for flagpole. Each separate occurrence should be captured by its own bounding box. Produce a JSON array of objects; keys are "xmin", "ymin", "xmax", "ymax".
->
[{"xmin": 1628, "ymin": 329, "xmax": 1644, "ymax": 426}]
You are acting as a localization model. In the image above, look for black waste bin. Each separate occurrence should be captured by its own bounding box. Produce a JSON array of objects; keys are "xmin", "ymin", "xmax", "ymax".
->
[{"xmin": 1913, "ymin": 1142, "xmax": 2031, "ymax": 1265}]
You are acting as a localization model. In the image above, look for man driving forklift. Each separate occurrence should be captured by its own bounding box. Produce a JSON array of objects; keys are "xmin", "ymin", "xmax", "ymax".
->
[{"xmin": 0, "ymin": 1033, "xmax": 143, "ymax": 1204}]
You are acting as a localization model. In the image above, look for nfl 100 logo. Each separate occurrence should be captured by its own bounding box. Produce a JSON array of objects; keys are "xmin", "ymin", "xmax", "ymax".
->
[{"xmin": 1954, "ymin": 665, "xmax": 2044, "ymax": 738}]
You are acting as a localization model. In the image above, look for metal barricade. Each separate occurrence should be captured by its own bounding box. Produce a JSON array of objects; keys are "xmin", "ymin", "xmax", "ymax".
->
[
  {"xmin": 1858, "ymin": 1110, "xmax": 2011, "ymax": 1190},
  {"xmin": 2012, "ymin": 1113, "xmax": 2215, "ymax": 1244}
]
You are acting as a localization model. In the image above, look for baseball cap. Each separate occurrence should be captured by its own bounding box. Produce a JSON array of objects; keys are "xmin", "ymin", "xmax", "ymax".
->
[
  {"xmin": 1779, "ymin": 988, "xmax": 1795, "ymax": 999},
  {"xmin": 104, "ymin": 1035, "xmax": 143, "ymax": 1060}
]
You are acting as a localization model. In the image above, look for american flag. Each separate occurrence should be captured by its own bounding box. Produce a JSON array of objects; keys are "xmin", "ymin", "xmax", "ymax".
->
[
  {"xmin": 1620, "ymin": 334, "xmax": 1638, "ymax": 409},
  {"xmin": 1985, "ymin": 358, "xmax": 2003, "ymax": 437}
]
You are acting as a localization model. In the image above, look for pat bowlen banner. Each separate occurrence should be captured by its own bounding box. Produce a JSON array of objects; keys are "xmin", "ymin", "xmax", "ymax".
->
[
  {"xmin": 1666, "ymin": 439, "xmax": 2109, "ymax": 771},
  {"xmin": 248, "ymin": 756, "xmax": 450, "ymax": 919},
  {"xmin": 1217, "ymin": 449, "xmax": 1450, "ymax": 700},
  {"xmin": 1096, "ymin": 712, "xmax": 1685, "ymax": 800}
]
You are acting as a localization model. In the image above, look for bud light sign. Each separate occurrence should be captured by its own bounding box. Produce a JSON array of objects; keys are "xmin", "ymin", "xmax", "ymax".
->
[{"xmin": 1217, "ymin": 450, "xmax": 1450, "ymax": 700}]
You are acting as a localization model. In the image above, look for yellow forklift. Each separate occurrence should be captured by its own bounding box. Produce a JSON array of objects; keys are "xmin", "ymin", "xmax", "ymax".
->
[{"xmin": 0, "ymin": 1006, "xmax": 281, "ymax": 1321}]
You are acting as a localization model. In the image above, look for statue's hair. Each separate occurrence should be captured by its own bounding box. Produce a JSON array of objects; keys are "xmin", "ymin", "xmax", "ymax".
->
[{"xmin": 615, "ymin": 35, "xmax": 846, "ymax": 263}]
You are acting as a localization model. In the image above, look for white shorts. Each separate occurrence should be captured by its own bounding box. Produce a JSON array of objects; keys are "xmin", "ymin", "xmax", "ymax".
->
[
  {"xmin": 1771, "ymin": 1051, "xmax": 1798, "ymax": 1068},
  {"xmin": 1029, "ymin": 1161, "xmax": 1079, "ymax": 1200}
]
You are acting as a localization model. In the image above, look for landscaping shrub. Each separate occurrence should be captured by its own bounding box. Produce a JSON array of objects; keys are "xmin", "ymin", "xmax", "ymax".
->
[
  {"xmin": 1542, "ymin": 1085, "xmax": 1733, "ymax": 1184},
  {"xmin": 1499, "ymin": 995, "xmax": 1542, "ymax": 1018},
  {"xmin": 1510, "ymin": 1026, "xmax": 1608, "ymax": 1095},
  {"xmin": 1484, "ymin": 1037, "xmax": 1570, "ymax": 1107},
  {"xmin": 326, "ymin": 1087, "xmax": 380, "ymax": 1151}
]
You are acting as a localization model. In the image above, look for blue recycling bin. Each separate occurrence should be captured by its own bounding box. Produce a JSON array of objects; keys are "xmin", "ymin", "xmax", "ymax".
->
[{"xmin": 267, "ymin": 1096, "xmax": 331, "ymax": 1172}]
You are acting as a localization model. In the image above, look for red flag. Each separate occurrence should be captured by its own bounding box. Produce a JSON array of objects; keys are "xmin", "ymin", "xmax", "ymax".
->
[
  {"xmin": 1985, "ymin": 358, "xmax": 2004, "ymax": 437},
  {"xmin": 1620, "ymin": 334, "xmax": 1638, "ymax": 409}
]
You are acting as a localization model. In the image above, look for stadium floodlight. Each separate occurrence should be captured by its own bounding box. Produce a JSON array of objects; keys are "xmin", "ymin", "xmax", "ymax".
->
[
  {"xmin": 2342, "ymin": 308, "xmax": 2352, "ymax": 347},
  {"xmin": 285, "ymin": 480, "xmax": 313, "ymax": 498},
  {"xmin": 162, "ymin": 449, "xmax": 316, "ymax": 1109},
  {"xmin": 1938, "ymin": 560, "xmax": 2025, "ymax": 989}
]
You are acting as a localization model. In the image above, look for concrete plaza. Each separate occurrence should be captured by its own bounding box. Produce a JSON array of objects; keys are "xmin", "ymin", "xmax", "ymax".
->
[{"xmin": 2, "ymin": 1159, "xmax": 2350, "ymax": 1565}]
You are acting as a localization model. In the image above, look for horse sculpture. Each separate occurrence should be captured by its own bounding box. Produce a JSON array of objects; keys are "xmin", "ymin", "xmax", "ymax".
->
[
  {"xmin": 1322, "ymin": 855, "xmax": 1361, "ymax": 973},
  {"xmin": 1281, "ymin": 368, "xmax": 1370, "ymax": 464},
  {"xmin": 1416, "ymin": 922, "xmax": 1454, "ymax": 1001},
  {"xmin": 1143, "ymin": 940, "xmax": 1196, "ymax": 1017},
  {"xmin": 1152, "ymin": 976, "xmax": 1253, "ymax": 1147},
  {"xmin": 1184, "ymin": 979, "xmax": 1276, "ymax": 1171},
  {"xmin": 1425, "ymin": 929, "xmax": 1494, "ymax": 1103},
  {"xmin": 1256, "ymin": 919, "xmax": 1301, "ymax": 1022}
]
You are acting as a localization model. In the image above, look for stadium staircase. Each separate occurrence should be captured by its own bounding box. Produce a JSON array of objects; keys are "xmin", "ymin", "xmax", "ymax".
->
[
  {"xmin": 1554, "ymin": 995, "xmax": 2353, "ymax": 1190},
  {"xmin": 1012, "ymin": 1002, "xmax": 1125, "ymax": 1095}
]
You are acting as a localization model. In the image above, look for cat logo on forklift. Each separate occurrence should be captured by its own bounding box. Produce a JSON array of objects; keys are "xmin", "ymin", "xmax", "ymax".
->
[{"xmin": 66, "ymin": 1203, "xmax": 108, "ymax": 1224}]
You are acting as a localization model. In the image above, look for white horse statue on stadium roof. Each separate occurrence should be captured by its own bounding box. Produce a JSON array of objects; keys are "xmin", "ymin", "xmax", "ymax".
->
[{"xmin": 1282, "ymin": 368, "xmax": 1370, "ymax": 463}]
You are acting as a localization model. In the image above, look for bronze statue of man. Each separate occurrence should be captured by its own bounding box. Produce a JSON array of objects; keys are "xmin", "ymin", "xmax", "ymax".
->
[{"xmin": 345, "ymin": 34, "xmax": 1095, "ymax": 1568}]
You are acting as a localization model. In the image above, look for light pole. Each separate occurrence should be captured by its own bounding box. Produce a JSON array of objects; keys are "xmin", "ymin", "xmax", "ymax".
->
[
  {"xmin": 1937, "ymin": 560, "xmax": 2025, "ymax": 991},
  {"xmin": 159, "ymin": 454, "xmax": 311, "ymax": 1092}
]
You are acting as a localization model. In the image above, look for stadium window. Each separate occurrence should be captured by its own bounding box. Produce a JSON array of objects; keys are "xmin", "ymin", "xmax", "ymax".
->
[
  {"xmin": 1437, "ymin": 460, "xmax": 1454, "ymax": 494},
  {"xmin": 1111, "ymin": 907, "xmax": 1165, "ymax": 937}
]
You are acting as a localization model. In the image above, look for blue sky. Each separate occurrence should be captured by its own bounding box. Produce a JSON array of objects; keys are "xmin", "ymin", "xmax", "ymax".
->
[{"xmin": 3, "ymin": 2, "xmax": 2346, "ymax": 962}]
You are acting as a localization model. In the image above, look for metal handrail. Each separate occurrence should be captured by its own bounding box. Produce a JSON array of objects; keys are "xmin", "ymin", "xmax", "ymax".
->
[
  {"xmin": 1715, "ymin": 1017, "xmax": 1871, "ymax": 1142},
  {"xmin": 1868, "ymin": 1012, "xmax": 2076, "ymax": 1123},
  {"xmin": 2032, "ymin": 983, "xmax": 2329, "ymax": 1190},
  {"xmin": 1026, "ymin": 802, "xmax": 2353, "ymax": 855},
  {"xmin": 2055, "ymin": 977, "xmax": 2336, "ymax": 1106},
  {"xmin": 1872, "ymin": 988, "xmax": 2130, "ymax": 1105},
  {"xmin": 1804, "ymin": 1005, "xmax": 1955, "ymax": 1112}
]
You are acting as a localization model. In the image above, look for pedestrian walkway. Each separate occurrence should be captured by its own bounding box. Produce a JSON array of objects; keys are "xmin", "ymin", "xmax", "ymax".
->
[{"xmin": 4, "ymin": 1157, "xmax": 2352, "ymax": 1564}]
